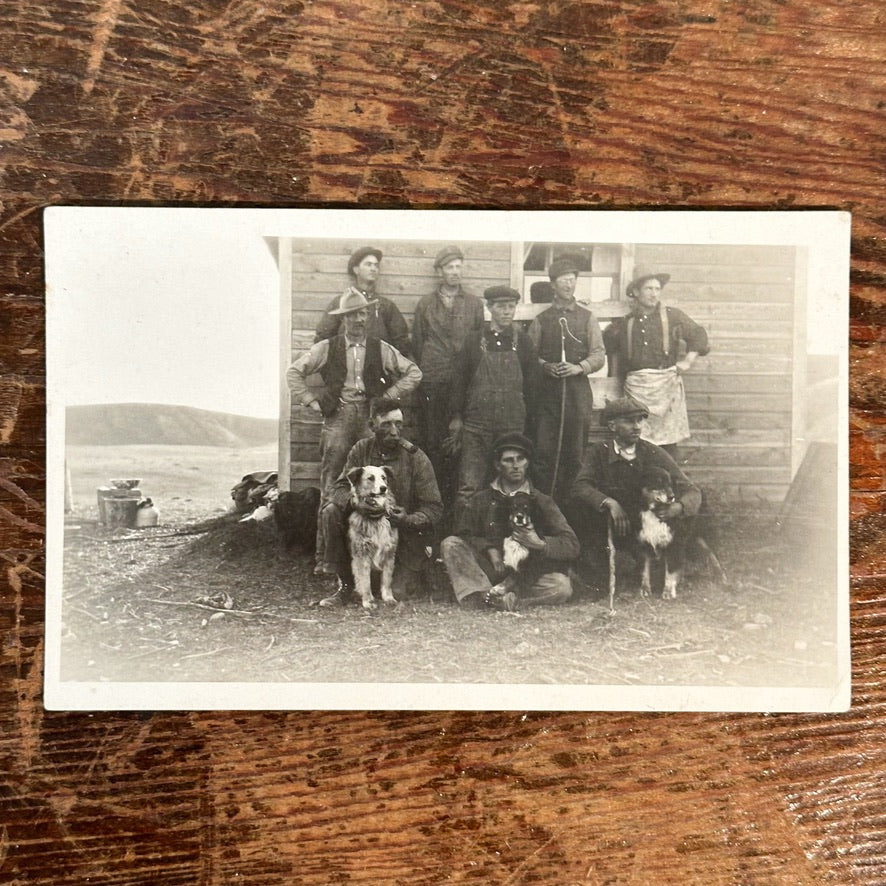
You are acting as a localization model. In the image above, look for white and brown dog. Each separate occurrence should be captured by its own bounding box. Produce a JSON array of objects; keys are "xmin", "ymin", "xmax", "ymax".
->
[
  {"xmin": 346, "ymin": 465, "xmax": 399, "ymax": 610},
  {"xmin": 637, "ymin": 467, "xmax": 684, "ymax": 599}
]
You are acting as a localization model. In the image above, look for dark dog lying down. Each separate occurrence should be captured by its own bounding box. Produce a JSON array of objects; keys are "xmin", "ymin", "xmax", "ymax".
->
[{"xmin": 346, "ymin": 465, "xmax": 399, "ymax": 610}]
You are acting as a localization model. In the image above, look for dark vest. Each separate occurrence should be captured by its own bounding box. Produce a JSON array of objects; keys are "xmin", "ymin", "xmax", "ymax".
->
[
  {"xmin": 535, "ymin": 303, "xmax": 592, "ymax": 364},
  {"xmin": 318, "ymin": 335, "xmax": 389, "ymax": 416}
]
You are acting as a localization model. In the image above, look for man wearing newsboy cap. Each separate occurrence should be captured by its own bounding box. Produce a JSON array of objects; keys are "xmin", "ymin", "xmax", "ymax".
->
[
  {"xmin": 566, "ymin": 397, "xmax": 701, "ymax": 584},
  {"xmin": 602, "ymin": 266, "xmax": 709, "ymax": 457},
  {"xmin": 411, "ymin": 245, "xmax": 484, "ymax": 508},
  {"xmin": 314, "ymin": 246, "xmax": 412, "ymax": 357},
  {"xmin": 527, "ymin": 254, "xmax": 605, "ymax": 503},
  {"xmin": 440, "ymin": 432, "xmax": 578, "ymax": 612},
  {"xmin": 288, "ymin": 288, "xmax": 421, "ymax": 572},
  {"xmin": 447, "ymin": 285, "xmax": 540, "ymax": 507}
]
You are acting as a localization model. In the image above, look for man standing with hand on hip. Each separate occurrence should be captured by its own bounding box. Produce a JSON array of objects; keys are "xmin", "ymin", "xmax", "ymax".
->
[
  {"xmin": 603, "ymin": 266, "xmax": 709, "ymax": 458},
  {"xmin": 287, "ymin": 290, "xmax": 421, "ymax": 572}
]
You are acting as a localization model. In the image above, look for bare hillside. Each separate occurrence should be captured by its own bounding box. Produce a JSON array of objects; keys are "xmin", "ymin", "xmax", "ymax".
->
[{"xmin": 66, "ymin": 403, "xmax": 278, "ymax": 447}]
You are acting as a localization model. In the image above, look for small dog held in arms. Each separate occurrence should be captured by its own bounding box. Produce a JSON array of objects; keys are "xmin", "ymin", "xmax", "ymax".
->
[
  {"xmin": 636, "ymin": 467, "xmax": 685, "ymax": 600},
  {"xmin": 488, "ymin": 491, "xmax": 534, "ymax": 597},
  {"xmin": 346, "ymin": 465, "xmax": 399, "ymax": 610}
]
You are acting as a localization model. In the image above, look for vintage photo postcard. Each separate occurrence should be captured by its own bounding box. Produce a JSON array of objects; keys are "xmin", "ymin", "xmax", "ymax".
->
[{"xmin": 44, "ymin": 208, "xmax": 849, "ymax": 711}]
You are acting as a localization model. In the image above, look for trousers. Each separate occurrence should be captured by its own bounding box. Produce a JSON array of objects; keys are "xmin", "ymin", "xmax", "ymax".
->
[{"xmin": 440, "ymin": 536, "xmax": 572, "ymax": 607}]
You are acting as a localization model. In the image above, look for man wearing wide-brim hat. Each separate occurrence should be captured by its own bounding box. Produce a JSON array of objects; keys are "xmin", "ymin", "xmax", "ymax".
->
[
  {"xmin": 440, "ymin": 432, "xmax": 579, "ymax": 612},
  {"xmin": 411, "ymin": 245, "xmax": 485, "ymax": 509},
  {"xmin": 447, "ymin": 285, "xmax": 541, "ymax": 507},
  {"xmin": 602, "ymin": 265, "xmax": 709, "ymax": 456},
  {"xmin": 287, "ymin": 287, "xmax": 421, "ymax": 571},
  {"xmin": 314, "ymin": 246, "xmax": 412, "ymax": 357},
  {"xmin": 527, "ymin": 253, "xmax": 605, "ymax": 503},
  {"xmin": 566, "ymin": 397, "xmax": 702, "ymax": 586}
]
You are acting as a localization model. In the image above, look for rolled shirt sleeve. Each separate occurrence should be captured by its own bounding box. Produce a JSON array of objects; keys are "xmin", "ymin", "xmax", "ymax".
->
[
  {"xmin": 380, "ymin": 341, "xmax": 422, "ymax": 400},
  {"xmin": 578, "ymin": 313, "xmax": 606, "ymax": 375},
  {"xmin": 286, "ymin": 339, "xmax": 330, "ymax": 406},
  {"xmin": 672, "ymin": 307, "xmax": 710, "ymax": 357}
]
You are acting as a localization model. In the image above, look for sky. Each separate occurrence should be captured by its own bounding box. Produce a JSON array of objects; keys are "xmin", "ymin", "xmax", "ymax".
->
[
  {"xmin": 47, "ymin": 208, "xmax": 282, "ymax": 419},
  {"xmin": 45, "ymin": 208, "xmax": 848, "ymax": 421}
]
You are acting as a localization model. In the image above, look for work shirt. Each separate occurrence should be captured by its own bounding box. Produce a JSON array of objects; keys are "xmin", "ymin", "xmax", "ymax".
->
[
  {"xmin": 571, "ymin": 438, "xmax": 702, "ymax": 518},
  {"xmin": 287, "ymin": 336, "xmax": 421, "ymax": 407},
  {"xmin": 329, "ymin": 436, "xmax": 443, "ymax": 529},
  {"xmin": 455, "ymin": 483, "xmax": 580, "ymax": 571},
  {"xmin": 528, "ymin": 298, "xmax": 605, "ymax": 375},
  {"xmin": 315, "ymin": 289, "xmax": 411, "ymax": 357},
  {"xmin": 603, "ymin": 304, "xmax": 709, "ymax": 373},
  {"xmin": 411, "ymin": 286, "xmax": 485, "ymax": 384}
]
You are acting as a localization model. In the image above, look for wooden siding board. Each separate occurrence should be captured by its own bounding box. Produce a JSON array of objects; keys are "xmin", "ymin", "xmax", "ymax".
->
[
  {"xmin": 285, "ymin": 240, "xmax": 800, "ymax": 511},
  {"xmin": 636, "ymin": 244, "xmax": 796, "ymax": 267},
  {"xmin": 291, "ymin": 239, "xmax": 510, "ymax": 261}
]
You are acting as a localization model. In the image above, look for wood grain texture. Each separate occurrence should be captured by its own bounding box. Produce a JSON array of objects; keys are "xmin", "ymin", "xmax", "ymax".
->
[{"xmin": 1, "ymin": 0, "xmax": 884, "ymax": 882}]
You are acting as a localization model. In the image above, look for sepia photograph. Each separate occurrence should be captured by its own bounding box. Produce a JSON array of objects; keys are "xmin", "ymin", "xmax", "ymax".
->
[{"xmin": 44, "ymin": 208, "xmax": 849, "ymax": 711}]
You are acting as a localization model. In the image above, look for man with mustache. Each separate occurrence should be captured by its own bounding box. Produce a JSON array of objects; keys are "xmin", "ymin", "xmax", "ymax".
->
[{"xmin": 287, "ymin": 290, "xmax": 421, "ymax": 574}]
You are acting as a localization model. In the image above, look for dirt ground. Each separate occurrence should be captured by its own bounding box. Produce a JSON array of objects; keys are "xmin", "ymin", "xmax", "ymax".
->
[{"xmin": 56, "ymin": 445, "xmax": 841, "ymax": 690}]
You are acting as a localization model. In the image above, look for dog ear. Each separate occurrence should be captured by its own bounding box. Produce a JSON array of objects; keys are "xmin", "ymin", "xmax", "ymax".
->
[
  {"xmin": 382, "ymin": 466, "xmax": 395, "ymax": 487},
  {"xmin": 347, "ymin": 466, "xmax": 364, "ymax": 488}
]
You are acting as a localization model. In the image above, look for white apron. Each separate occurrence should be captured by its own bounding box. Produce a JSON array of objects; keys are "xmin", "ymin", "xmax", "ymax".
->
[{"xmin": 623, "ymin": 366, "xmax": 690, "ymax": 445}]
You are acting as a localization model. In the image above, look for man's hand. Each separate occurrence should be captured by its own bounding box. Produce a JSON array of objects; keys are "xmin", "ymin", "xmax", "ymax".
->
[
  {"xmin": 309, "ymin": 399, "xmax": 322, "ymax": 413},
  {"xmin": 487, "ymin": 548, "xmax": 506, "ymax": 576},
  {"xmin": 544, "ymin": 362, "xmax": 583, "ymax": 378},
  {"xmin": 653, "ymin": 501, "xmax": 684, "ymax": 521},
  {"xmin": 676, "ymin": 351, "xmax": 698, "ymax": 373},
  {"xmin": 388, "ymin": 506, "xmax": 429, "ymax": 531},
  {"xmin": 388, "ymin": 505, "xmax": 408, "ymax": 527},
  {"xmin": 443, "ymin": 416, "xmax": 463, "ymax": 455},
  {"xmin": 603, "ymin": 498, "xmax": 630, "ymax": 537},
  {"xmin": 512, "ymin": 526, "xmax": 546, "ymax": 552}
]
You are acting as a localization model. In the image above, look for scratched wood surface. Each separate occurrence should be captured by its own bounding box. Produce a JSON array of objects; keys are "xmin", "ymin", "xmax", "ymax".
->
[{"xmin": 1, "ymin": 1, "xmax": 884, "ymax": 882}]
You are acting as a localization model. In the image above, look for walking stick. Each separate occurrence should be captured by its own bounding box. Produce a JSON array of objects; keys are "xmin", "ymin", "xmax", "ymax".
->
[
  {"xmin": 607, "ymin": 517, "xmax": 617, "ymax": 613},
  {"xmin": 549, "ymin": 317, "xmax": 568, "ymax": 495}
]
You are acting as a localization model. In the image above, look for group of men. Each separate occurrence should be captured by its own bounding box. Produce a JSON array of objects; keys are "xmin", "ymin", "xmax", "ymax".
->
[{"xmin": 287, "ymin": 245, "xmax": 709, "ymax": 611}]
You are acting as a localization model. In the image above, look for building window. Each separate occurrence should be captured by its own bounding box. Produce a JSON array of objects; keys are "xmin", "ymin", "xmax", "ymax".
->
[{"xmin": 519, "ymin": 242, "xmax": 626, "ymax": 306}]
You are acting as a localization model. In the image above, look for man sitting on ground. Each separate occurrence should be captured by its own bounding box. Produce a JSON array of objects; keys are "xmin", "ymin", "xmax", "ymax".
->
[
  {"xmin": 316, "ymin": 397, "xmax": 443, "ymax": 607},
  {"xmin": 440, "ymin": 433, "xmax": 579, "ymax": 612}
]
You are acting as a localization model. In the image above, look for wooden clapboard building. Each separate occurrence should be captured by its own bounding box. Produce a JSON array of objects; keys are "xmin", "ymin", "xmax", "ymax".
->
[{"xmin": 277, "ymin": 238, "xmax": 805, "ymax": 514}]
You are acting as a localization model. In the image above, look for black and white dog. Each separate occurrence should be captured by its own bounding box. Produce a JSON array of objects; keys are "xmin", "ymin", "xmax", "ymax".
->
[
  {"xmin": 488, "ymin": 491, "xmax": 534, "ymax": 597},
  {"xmin": 636, "ymin": 467, "xmax": 685, "ymax": 600}
]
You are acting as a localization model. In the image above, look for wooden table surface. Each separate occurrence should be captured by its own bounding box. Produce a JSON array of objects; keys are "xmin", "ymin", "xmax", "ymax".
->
[{"xmin": 2, "ymin": 2, "xmax": 884, "ymax": 882}]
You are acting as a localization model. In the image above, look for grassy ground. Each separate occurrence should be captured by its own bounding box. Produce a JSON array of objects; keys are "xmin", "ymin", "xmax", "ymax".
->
[{"xmin": 57, "ymin": 445, "xmax": 840, "ymax": 690}]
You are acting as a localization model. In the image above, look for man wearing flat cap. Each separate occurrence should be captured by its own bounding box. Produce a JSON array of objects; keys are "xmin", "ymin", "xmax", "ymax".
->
[
  {"xmin": 287, "ymin": 289, "xmax": 421, "ymax": 571},
  {"xmin": 567, "ymin": 397, "xmax": 701, "ymax": 579},
  {"xmin": 411, "ymin": 245, "xmax": 485, "ymax": 508},
  {"xmin": 441, "ymin": 432, "xmax": 579, "ymax": 611},
  {"xmin": 603, "ymin": 266, "xmax": 709, "ymax": 457},
  {"xmin": 448, "ymin": 285, "xmax": 540, "ymax": 507},
  {"xmin": 528, "ymin": 254, "xmax": 606, "ymax": 503},
  {"xmin": 314, "ymin": 246, "xmax": 412, "ymax": 357}
]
